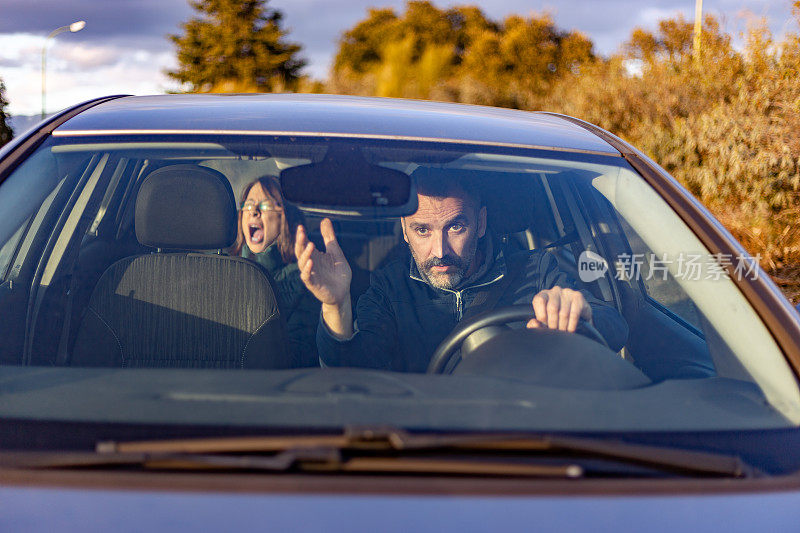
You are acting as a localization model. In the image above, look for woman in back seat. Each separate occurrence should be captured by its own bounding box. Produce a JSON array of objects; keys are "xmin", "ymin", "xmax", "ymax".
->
[{"xmin": 231, "ymin": 176, "xmax": 320, "ymax": 367}]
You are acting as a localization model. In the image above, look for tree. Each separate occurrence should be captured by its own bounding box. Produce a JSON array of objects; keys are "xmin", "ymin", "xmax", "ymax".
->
[
  {"xmin": 329, "ymin": 1, "xmax": 595, "ymax": 108},
  {"xmin": 0, "ymin": 80, "xmax": 12, "ymax": 148},
  {"xmin": 167, "ymin": 0, "xmax": 306, "ymax": 93},
  {"xmin": 461, "ymin": 13, "xmax": 594, "ymax": 107}
]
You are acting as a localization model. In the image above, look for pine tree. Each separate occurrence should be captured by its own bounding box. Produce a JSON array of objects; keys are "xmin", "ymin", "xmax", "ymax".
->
[
  {"xmin": 0, "ymin": 80, "xmax": 12, "ymax": 147},
  {"xmin": 167, "ymin": 0, "xmax": 306, "ymax": 93}
]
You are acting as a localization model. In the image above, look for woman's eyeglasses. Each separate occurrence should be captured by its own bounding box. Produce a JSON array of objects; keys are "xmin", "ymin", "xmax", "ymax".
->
[{"xmin": 241, "ymin": 200, "xmax": 281, "ymax": 214}]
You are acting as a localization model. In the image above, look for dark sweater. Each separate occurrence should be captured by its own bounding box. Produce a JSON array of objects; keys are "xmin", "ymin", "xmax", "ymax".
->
[
  {"xmin": 317, "ymin": 242, "xmax": 629, "ymax": 373},
  {"xmin": 242, "ymin": 245, "xmax": 320, "ymax": 367}
]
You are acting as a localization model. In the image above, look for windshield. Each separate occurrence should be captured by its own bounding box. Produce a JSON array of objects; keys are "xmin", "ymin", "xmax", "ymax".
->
[{"xmin": 0, "ymin": 134, "xmax": 798, "ymax": 441}]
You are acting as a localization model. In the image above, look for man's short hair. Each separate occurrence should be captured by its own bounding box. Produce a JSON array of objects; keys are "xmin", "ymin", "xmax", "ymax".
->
[{"xmin": 412, "ymin": 167, "xmax": 483, "ymax": 211}]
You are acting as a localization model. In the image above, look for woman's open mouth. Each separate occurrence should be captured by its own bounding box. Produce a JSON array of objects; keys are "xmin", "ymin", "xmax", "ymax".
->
[{"xmin": 248, "ymin": 223, "xmax": 265, "ymax": 244}]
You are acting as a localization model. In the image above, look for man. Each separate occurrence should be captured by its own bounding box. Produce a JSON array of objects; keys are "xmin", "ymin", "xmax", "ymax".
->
[{"xmin": 294, "ymin": 172, "xmax": 628, "ymax": 372}]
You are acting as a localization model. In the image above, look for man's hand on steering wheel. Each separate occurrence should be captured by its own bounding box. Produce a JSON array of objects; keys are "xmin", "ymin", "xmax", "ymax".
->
[{"xmin": 527, "ymin": 286, "xmax": 592, "ymax": 333}]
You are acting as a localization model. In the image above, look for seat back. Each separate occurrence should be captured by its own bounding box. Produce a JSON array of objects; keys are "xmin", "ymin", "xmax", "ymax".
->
[{"xmin": 71, "ymin": 164, "xmax": 290, "ymax": 368}]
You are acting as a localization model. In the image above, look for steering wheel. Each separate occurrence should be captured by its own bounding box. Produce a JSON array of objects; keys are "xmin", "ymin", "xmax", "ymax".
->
[{"xmin": 427, "ymin": 304, "xmax": 609, "ymax": 374}]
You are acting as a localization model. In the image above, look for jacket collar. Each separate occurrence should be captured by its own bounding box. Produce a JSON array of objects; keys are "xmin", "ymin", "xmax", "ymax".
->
[{"xmin": 241, "ymin": 243, "xmax": 283, "ymax": 272}]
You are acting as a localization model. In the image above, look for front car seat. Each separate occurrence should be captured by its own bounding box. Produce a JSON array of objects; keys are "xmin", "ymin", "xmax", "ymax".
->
[{"xmin": 71, "ymin": 164, "xmax": 291, "ymax": 368}]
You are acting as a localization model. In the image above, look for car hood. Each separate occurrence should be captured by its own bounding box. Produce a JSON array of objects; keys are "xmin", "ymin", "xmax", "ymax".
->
[{"xmin": 3, "ymin": 484, "xmax": 800, "ymax": 532}]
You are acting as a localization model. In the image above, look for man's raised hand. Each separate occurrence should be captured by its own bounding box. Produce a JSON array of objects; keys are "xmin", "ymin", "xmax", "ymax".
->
[{"xmin": 295, "ymin": 218, "xmax": 352, "ymax": 307}]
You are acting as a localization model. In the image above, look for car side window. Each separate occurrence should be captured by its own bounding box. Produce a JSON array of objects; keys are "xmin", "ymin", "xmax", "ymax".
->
[
  {"xmin": 0, "ymin": 221, "xmax": 27, "ymax": 281},
  {"xmin": 616, "ymin": 215, "xmax": 702, "ymax": 331},
  {"xmin": 1, "ymin": 173, "xmax": 70, "ymax": 285}
]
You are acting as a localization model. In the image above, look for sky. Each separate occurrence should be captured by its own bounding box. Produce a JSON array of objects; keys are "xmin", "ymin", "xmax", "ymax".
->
[{"xmin": 0, "ymin": 0, "xmax": 793, "ymax": 118}]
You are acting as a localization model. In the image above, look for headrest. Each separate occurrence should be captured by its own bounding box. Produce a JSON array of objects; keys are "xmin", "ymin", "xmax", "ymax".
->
[
  {"xmin": 135, "ymin": 164, "xmax": 237, "ymax": 250},
  {"xmin": 410, "ymin": 167, "xmax": 536, "ymax": 234}
]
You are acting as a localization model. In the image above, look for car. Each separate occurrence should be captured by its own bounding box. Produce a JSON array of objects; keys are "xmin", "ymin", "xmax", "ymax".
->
[{"xmin": 2, "ymin": 93, "xmax": 800, "ymax": 531}]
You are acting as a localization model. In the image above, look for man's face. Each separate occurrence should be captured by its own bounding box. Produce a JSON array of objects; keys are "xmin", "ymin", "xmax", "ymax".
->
[{"xmin": 402, "ymin": 190, "xmax": 486, "ymax": 290}]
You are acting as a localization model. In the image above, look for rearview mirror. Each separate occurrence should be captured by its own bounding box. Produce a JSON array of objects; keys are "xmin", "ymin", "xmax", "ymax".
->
[{"xmin": 280, "ymin": 145, "xmax": 417, "ymax": 218}]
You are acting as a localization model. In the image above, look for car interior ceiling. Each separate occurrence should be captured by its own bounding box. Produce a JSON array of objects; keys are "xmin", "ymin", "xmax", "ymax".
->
[{"xmin": 1, "ymin": 150, "xmax": 719, "ymax": 383}]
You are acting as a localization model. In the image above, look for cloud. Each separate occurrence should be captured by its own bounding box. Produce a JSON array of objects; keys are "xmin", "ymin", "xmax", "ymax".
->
[
  {"xmin": 0, "ymin": 33, "xmax": 180, "ymax": 116},
  {"xmin": 0, "ymin": 58, "xmax": 25, "ymax": 68},
  {"xmin": 0, "ymin": 33, "xmax": 45, "ymax": 62},
  {"xmin": 51, "ymin": 44, "xmax": 120, "ymax": 69},
  {"xmin": 638, "ymin": 7, "xmax": 691, "ymax": 28}
]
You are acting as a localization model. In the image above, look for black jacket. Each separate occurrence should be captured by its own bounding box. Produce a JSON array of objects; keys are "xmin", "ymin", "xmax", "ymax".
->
[
  {"xmin": 242, "ymin": 245, "xmax": 320, "ymax": 367},
  {"xmin": 317, "ymin": 241, "xmax": 629, "ymax": 373}
]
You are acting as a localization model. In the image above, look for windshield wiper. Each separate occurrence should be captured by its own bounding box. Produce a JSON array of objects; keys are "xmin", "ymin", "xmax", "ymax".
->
[{"xmin": 7, "ymin": 426, "xmax": 758, "ymax": 478}]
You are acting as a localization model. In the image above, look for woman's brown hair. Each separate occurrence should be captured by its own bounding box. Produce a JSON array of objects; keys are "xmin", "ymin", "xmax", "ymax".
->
[{"xmin": 231, "ymin": 176, "xmax": 303, "ymax": 263}]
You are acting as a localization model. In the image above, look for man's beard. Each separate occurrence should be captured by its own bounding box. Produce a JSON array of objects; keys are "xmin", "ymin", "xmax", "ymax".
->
[{"xmin": 410, "ymin": 236, "xmax": 479, "ymax": 290}]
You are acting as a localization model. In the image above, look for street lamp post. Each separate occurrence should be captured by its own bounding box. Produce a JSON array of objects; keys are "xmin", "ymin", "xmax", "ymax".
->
[
  {"xmin": 41, "ymin": 20, "xmax": 86, "ymax": 120},
  {"xmin": 693, "ymin": 0, "xmax": 703, "ymax": 66}
]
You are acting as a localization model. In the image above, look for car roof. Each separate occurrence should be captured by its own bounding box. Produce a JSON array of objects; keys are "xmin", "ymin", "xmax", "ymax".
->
[{"xmin": 52, "ymin": 94, "xmax": 620, "ymax": 156}]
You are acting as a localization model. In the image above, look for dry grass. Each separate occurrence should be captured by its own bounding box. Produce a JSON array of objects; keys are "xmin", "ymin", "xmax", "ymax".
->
[{"xmin": 768, "ymin": 265, "xmax": 800, "ymax": 305}]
